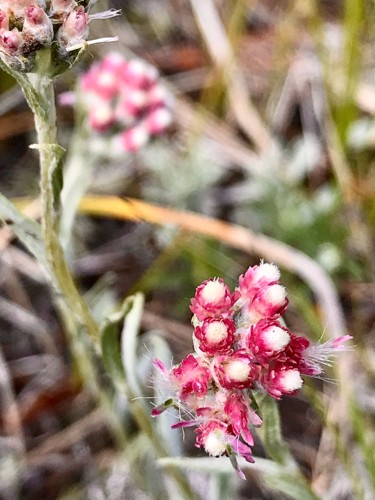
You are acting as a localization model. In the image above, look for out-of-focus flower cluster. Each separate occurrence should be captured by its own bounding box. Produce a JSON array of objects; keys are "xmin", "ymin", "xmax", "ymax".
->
[
  {"xmin": 62, "ymin": 52, "xmax": 173, "ymax": 153},
  {"xmin": 0, "ymin": 1, "xmax": 120, "ymax": 72},
  {"xmin": 152, "ymin": 262, "xmax": 351, "ymax": 475}
]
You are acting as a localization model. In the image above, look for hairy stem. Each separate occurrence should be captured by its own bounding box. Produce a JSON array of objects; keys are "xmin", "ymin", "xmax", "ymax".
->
[{"xmin": 26, "ymin": 54, "xmax": 99, "ymax": 342}]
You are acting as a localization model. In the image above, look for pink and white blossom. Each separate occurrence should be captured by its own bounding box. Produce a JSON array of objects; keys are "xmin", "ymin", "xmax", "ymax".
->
[
  {"xmin": 190, "ymin": 278, "xmax": 238, "ymax": 321},
  {"xmin": 246, "ymin": 318, "xmax": 291, "ymax": 359},
  {"xmin": 194, "ymin": 317, "xmax": 236, "ymax": 356},
  {"xmin": 213, "ymin": 350, "xmax": 260, "ymax": 390},
  {"xmin": 151, "ymin": 261, "xmax": 352, "ymax": 475}
]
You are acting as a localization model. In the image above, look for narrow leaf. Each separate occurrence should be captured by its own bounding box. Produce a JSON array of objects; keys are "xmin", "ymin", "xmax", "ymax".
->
[
  {"xmin": 158, "ymin": 457, "xmax": 318, "ymax": 500},
  {"xmin": 0, "ymin": 58, "xmax": 47, "ymax": 120},
  {"xmin": 255, "ymin": 392, "xmax": 294, "ymax": 467},
  {"xmin": 100, "ymin": 296, "xmax": 133, "ymax": 382},
  {"xmin": 121, "ymin": 293, "xmax": 145, "ymax": 398}
]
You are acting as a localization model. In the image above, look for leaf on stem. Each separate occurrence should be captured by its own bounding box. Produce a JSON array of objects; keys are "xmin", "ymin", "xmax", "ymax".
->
[
  {"xmin": 100, "ymin": 296, "xmax": 134, "ymax": 383},
  {"xmin": 0, "ymin": 58, "xmax": 47, "ymax": 120},
  {"xmin": 254, "ymin": 392, "xmax": 294, "ymax": 467},
  {"xmin": 158, "ymin": 456, "xmax": 318, "ymax": 500},
  {"xmin": 120, "ymin": 293, "xmax": 145, "ymax": 399}
]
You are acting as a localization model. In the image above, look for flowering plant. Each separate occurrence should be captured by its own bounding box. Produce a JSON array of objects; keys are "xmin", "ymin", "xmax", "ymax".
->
[
  {"xmin": 0, "ymin": 0, "xmax": 120, "ymax": 74},
  {"xmin": 152, "ymin": 262, "xmax": 351, "ymax": 477}
]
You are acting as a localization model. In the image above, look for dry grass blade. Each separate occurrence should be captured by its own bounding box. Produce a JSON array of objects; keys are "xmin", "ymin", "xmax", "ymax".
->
[
  {"xmin": 79, "ymin": 195, "xmax": 347, "ymax": 342},
  {"xmin": 189, "ymin": 0, "xmax": 273, "ymax": 153}
]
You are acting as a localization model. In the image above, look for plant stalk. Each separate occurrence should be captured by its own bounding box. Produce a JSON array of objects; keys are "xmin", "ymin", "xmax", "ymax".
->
[{"xmin": 26, "ymin": 54, "xmax": 99, "ymax": 343}]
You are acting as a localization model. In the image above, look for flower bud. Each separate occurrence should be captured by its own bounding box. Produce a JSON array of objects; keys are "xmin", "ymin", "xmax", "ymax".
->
[
  {"xmin": 121, "ymin": 59, "xmax": 158, "ymax": 90},
  {"xmin": 214, "ymin": 350, "xmax": 260, "ymax": 390},
  {"xmin": 145, "ymin": 107, "xmax": 172, "ymax": 135},
  {"xmin": 247, "ymin": 319, "xmax": 291, "ymax": 358},
  {"xmin": 196, "ymin": 421, "xmax": 228, "ymax": 457},
  {"xmin": 118, "ymin": 124, "xmax": 150, "ymax": 152},
  {"xmin": 23, "ymin": 5, "xmax": 53, "ymax": 46},
  {"xmin": 194, "ymin": 317, "xmax": 236, "ymax": 356},
  {"xmin": 190, "ymin": 278, "xmax": 237, "ymax": 321},
  {"xmin": 0, "ymin": 28, "xmax": 23, "ymax": 55},
  {"xmin": 250, "ymin": 283, "xmax": 288, "ymax": 320},
  {"xmin": 88, "ymin": 104, "xmax": 115, "ymax": 132},
  {"xmin": 171, "ymin": 354, "xmax": 211, "ymax": 402},
  {"xmin": 0, "ymin": 1, "xmax": 117, "ymax": 74},
  {"xmin": 238, "ymin": 263, "xmax": 281, "ymax": 301},
  {"xmin": 262, "ymin": 366, "xmax": 303, "ymax": 399},
  {"xmin": 58, "ymin": 6, "xmax": 88, "ymax": 49}
]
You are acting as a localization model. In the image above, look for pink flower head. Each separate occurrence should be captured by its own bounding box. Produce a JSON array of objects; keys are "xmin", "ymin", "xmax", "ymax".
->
[
  {"xmin": 148, "ymin": 84, "xmax": 169, "ymax": 108},
  {"xmin": 194, "ymin": 317, "xmax": 236, "ymax": 356},
  {"xmin": 24, "ymin": 4, "xmax": 45, "ymax": 24},
  {"xmin": 151, "ymin": 260, "xmax": 353, "ymax": 475},
  {"xmin": 121, "ymin": 59, "xmax": 158, "ymax": 90},
  {"xmin": 246, "ymin": 319, "xmax": 291, "ymax": 359},
  {"xmin": 119, "ymin": 89, "xmax": 148, "ymax": 117},
  {"xmin": 88, "ymin": 103, "xmax": 115, "ymax": 132},
  {"xmin": 214, "ymin": 350, "xmax": 260, "ymax": 390},
  {"xmin": 195, "ymin": 420, "xmax": 255, "ymax": 475},
  {"xmin": 249, "ymin": 283, "xmax": 288, "ymax": 321},
  {"xmin": 81, "ymin": 56, "xmax": 125, "ymax": 100},
  {"xmin": 238, "ymin": 263, "xmax": 280, "ymax": 302},
  {"xmin": 195, "ymin": 420, "xmax": 229, "ymax": 457},
  {"xmin": 145, "ymin": 107, "xmax": 172, "ymax": 135},
  {"xmin": 171, "ymin": 354, "xmax": 211, "ymax": 402},
  {"xmin": 262, "ymin": 365, "xmax": 304, "ymax": 399},
  {"xmin": 0, "ymin": 28, "xmax": 23, "ymax": 54},
  {"xmin": 23, "ymin": 5, "xmax": 53, "ymax": 44},
  {"xmin": 117, "ymin": 124, "xmax": 150, "ymax": 153},
  {"xmin": 59, "ymin": 6, "xmax": 88, "ymax": 48},
  {"xmin": 190, "ymin": 278, "xmax": 237, "ymax": 321},
  {"xmin": 224, "ymin": 393, "xmax": 261, "ymax": 445}
]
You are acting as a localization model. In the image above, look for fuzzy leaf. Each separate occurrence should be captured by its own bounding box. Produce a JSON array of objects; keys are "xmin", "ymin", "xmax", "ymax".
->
[
  {"xmin": 255, "ymin": 392, "xmax": 295, "ymax": 466},
  {"xmin": 121, "ymin": 293, "xmax": 145, "ymax": 398},
  {"xmin": 158, "ymin": 457, "xmax": 318, "ymax": 500},
  {"xmin": 0, "ymin": 57, "xmax": 47, "ymax": 119},
  {"xmin": 100, "ymin": 296, "xmax": 134, "ymax": 382}
]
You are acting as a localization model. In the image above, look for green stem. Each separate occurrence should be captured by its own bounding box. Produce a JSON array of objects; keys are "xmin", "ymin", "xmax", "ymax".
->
[{"xmin": 25, "ymin": 53, "xmax": 99, "ymax": 343}]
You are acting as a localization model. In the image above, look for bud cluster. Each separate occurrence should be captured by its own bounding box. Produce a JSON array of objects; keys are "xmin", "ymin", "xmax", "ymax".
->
[
  {"xmin": 152, "ymin": 262, "xmax": 351, "ymax": 475},
  {"xmin": 0, "ymin": 1, "xmax": 120, "ymax": 73},
  {"xmin": 65, "ymin": 52, "xmax": 173, "ymax": 152}
]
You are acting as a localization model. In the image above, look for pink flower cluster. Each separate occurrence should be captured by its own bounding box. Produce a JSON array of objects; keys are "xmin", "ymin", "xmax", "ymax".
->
[
  {"xmin": 0, "ymin": 1, "xmax": 120, "ymax": 70},
  {"xmin": 152, "ymin": 262, "xmax": 351, "ymax": 475},
  {"xmin": 72, "ymin": 52, "xmax": 172, "ymax": 152}
]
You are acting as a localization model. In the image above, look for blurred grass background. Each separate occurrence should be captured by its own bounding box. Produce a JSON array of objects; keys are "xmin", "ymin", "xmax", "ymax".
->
[{"xmin": 0, "ymin": 0, "xmax": 374, "ymax": 498}]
